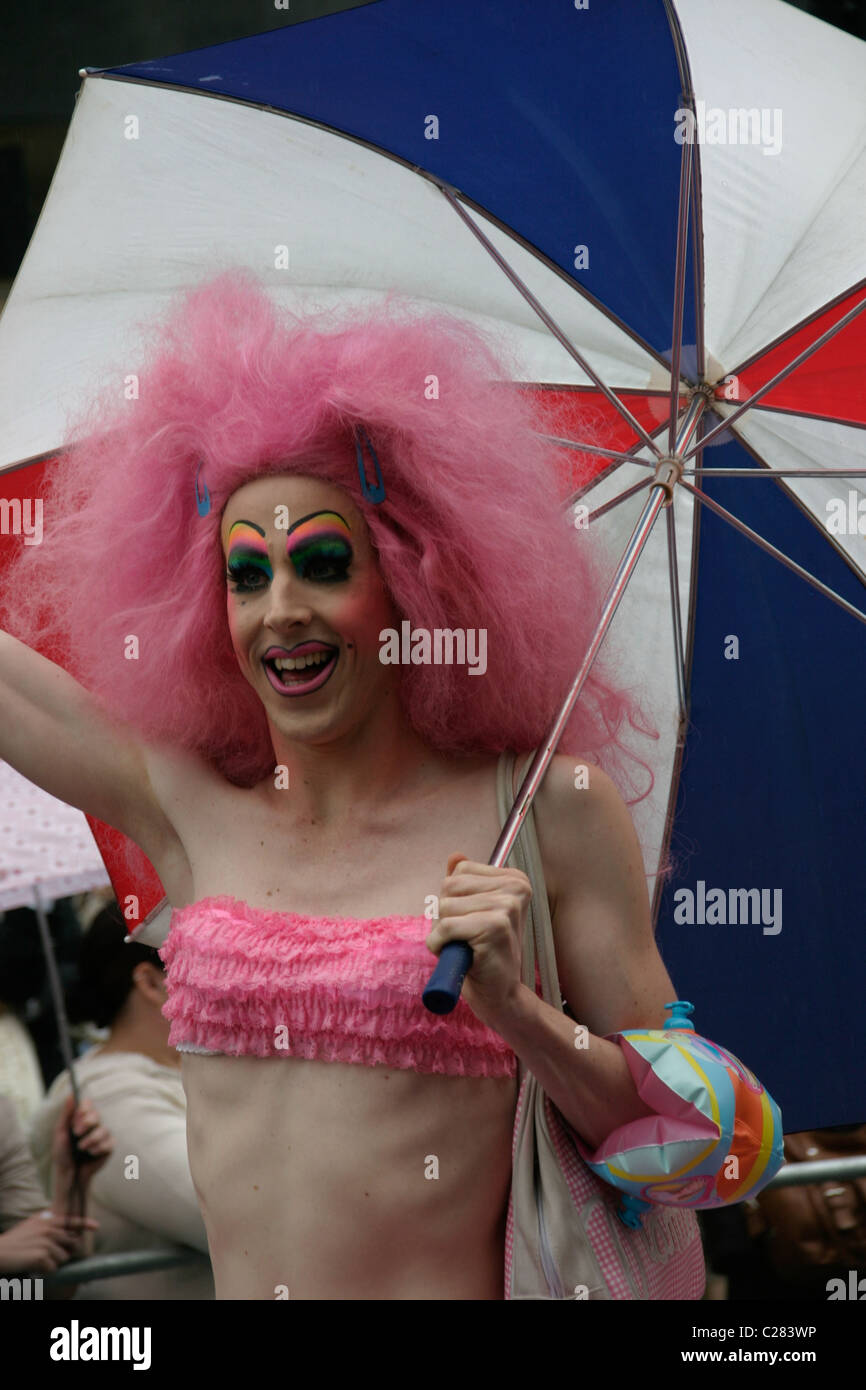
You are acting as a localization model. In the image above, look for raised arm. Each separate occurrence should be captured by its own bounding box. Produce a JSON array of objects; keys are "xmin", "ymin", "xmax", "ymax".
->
[{"xmin": 0, "ymin": 628, "xmax": 179, "ymax": 862}]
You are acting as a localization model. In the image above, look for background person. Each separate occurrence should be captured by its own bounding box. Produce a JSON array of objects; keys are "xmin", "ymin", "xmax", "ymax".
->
[
  {"xmin": 0, "ymin": 1089, "xmax": 109, "ymax": 1294},
  {"xmin": 29, "ymin": 902, "xmax": 214, "ymax": 1299}
]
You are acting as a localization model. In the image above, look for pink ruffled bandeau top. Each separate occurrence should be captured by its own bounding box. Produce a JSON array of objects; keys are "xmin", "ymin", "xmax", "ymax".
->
[{"xmin": 159, "ymin": 895, "xmax": 517, "ymax": 1079}]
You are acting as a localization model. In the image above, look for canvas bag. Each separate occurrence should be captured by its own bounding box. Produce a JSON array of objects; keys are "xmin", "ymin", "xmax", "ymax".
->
[{"xmin": 498, "ymin": 750, "xmax": 706, "ymax": 1300}]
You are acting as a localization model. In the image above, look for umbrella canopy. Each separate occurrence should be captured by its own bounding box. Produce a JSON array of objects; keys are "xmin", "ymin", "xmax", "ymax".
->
[
  {"xmin": 0, "ymin": 0, "xmax": 863, "ymax": 1129},
  {"xmin": 0, "ymin": 759, "xmax": 109, "ymax": 913}
]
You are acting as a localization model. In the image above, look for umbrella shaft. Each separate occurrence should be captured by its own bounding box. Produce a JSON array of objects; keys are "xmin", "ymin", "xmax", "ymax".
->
[
  {"xmin": 33, "ymin": 883, "xmax": 81, "ymax": 1108},
  {"xmin": 491, "ymin": 394, "xmax": 708, "ymax": 867}
]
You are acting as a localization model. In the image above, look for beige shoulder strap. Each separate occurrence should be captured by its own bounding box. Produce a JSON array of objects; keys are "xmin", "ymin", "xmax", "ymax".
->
[{"xmin": 495, "ymin": 749, "xmax": 563, "ymax": 1014}]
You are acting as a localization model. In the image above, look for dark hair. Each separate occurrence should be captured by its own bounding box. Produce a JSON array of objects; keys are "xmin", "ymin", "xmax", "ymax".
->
[
  {"xmin": 0, "ymin": 912, "xmax": 46, "ymax": 1007},
  {"xmin": 67, "ymin": 902, "xmax": 164, "ymax": 1030}
]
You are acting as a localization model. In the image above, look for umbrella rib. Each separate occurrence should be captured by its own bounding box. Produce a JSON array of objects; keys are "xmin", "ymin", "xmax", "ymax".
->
[
  {"xmin": 679, "ymin": 467, "xmax": 866, "ymax": 478},
  {"xmin": 665, "ymin": 500, "xmax": 688, "ymax": 719},
  {"xmin": 537, "ymin": 431, "xmax": 656, "ymax": 467},
  {"xmin": 712, "ymin": 421, "xmax": 866, "ymax": 592},
  {"xmin": 722, "ymin": 277, "xmax": 866, "ymax": 379},
  {"xmin": 438, "ymin": 187, "xmax": 663, "ymax": 457},
  {"xmin": 731, "ymin": 403, "xmax": 866, "ymax": 430},
  {"xmin": 688, "ymin": 137, "xmax": 707, "ymax": 385},
  {"xmin": 660, "ymin": 0, "xmax": 707, "ymax": 381},
  {"xmin": 579, "ymin": 478, "xmax": 654, "ymax": 522},
  {"xmin": 682, "ymin": 295, "xmax": 866, "ymax": 459},
  {"xmin": 668, "ymin": 137, "xmax": 693, "ymax": 452},
  {"xmin": 678, "ymin": 479, "xmax": 866, "ymax": 625}
]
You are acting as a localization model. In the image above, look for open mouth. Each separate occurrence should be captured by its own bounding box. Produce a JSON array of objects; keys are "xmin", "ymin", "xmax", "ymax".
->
[{"xmin": 262, "ymin": 645, "xmax": 339, "ymax": 697}]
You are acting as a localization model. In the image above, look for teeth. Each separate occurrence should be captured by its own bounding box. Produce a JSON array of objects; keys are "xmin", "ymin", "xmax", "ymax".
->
[{"xmin": 272, "ymin": 651, "xmax": 332, "ymax": 672}]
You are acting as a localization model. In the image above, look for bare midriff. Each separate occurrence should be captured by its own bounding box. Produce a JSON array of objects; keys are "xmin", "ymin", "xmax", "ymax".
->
[
  {"xmin": 182, "ymin": 1052, "xmax": 517, "ymax": 1300},
  {"xmin": 151, "ymin": 749, "xmax": 534, "ymax": 1300}
]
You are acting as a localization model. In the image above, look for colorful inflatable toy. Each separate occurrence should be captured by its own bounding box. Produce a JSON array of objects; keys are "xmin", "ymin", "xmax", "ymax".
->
[{"xmin": 575, "ymin": 1001, "xmax": 784, "ymax": 1226}]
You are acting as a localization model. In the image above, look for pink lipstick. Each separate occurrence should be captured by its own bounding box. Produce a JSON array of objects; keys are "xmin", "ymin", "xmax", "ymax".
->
[{"xmin": 261, "ymin": 642, "xmax": 338, "ymax": 697}]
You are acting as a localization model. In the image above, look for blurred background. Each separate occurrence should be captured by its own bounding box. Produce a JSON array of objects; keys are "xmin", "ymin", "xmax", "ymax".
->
[{"xmin": 0, "ymin": 0, "xmax": 370, "ymax": 310}]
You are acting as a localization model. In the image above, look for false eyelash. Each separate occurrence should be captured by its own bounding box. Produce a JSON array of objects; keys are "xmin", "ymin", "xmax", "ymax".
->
[{"xmin": 225, "ymin": 565, "xmax": 268, "ymax": 592}]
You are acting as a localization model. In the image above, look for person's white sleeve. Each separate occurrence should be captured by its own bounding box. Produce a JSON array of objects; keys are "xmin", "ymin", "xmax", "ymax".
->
[
  {"xmin": 75, "ymin": 1077, "xmax": 209, "ymax": 1254},
  {"xmin": 0, "ymin": 1094, "xmax": 49, "ymax": 1231}
]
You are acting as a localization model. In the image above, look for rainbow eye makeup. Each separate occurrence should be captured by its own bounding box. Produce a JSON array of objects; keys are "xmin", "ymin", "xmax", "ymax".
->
[
  {"xmin": 286, "ymin": 510, "xmax": 353, "ymax": 583},
  {"xmin": 226, "ymin": 520, "xmax": 272, "ymax": 591}
]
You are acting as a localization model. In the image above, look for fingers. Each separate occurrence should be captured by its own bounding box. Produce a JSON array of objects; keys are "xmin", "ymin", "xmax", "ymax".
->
[
  {"xmin": 51, "ymin": 1215, "xmax": 99, "ymax": 1232},
  {"xmin": 0, "ymin": 1212, "xmax": 98, "ymax": 1276},
  {"xmin": 445, "ymin": 857, "xmax": 515, "ymax": 880},
  {"xmin": 437, "ymin": 891, "xmax": 526, "ymax": 924},
  {"xmin": 70, "ymin": 1099, "xmax": 98, "ymax": 1136},
  {"xmin": 36, "ymin": 1247, "xmax": 63, "ymax": 1273},
  {"xmin": 428, "ymin": 896, "xmax": 529, "ymax": 950},
  {"xmin": 74, "ymin": 1124, "xmax": 113, "ymax": 1156},
  {"xmin": 70, "ymin": 1102, "xmax": 113, "ymax": 1159},
  {"xmin": 43, "ymin": 1212, "xmax": 85, "ymax": 1240},
  {"xmin": 53, "ymin": 1232, "xmax": 81, "ymax": 1257},
  {"xmin": 439, "ymin": 872, "xmax": 531, "ymax": 917},
  {"xmin": 38, "ymin": 1219, "xmax": 84, "ymax": 1270},
  {"xmin": 426, "ymin": 856, "xmax": 531, "ymax": 963},
  {"xmin": 442, "ymin": 861, "xmax": 530, "ymax": 893},
  {"xmin": 427, "ymin": 858, "xmax": 530, "ymax": 936}
]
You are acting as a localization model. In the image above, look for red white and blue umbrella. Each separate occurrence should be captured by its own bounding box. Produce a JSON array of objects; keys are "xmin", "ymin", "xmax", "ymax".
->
[{"xmin": 0, "ymin": 0, "xmax": 863, "ymax": 1130}]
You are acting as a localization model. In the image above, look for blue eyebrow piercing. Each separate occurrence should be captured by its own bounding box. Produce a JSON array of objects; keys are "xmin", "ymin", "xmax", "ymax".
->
[{"xmin": 355, "ymin": 425, "xmax": 386, "ymax": 504}]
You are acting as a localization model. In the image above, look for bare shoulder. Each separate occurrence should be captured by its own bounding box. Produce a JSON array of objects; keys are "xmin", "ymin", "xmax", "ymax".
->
[{"xmin": 528, "ymin": 752, "xmax": 639, "ymax": 912}]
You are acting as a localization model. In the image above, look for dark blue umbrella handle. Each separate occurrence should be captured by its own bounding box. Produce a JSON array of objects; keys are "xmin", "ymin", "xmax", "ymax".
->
[{"xmin": 422, "ymin": 940, "xmax": 473, "ymax": 1014}]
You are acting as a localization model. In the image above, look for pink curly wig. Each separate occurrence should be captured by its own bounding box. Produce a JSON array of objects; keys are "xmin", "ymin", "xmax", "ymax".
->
[{"xmin": 0, "ymin": 270, "xmax": 659, "ymax": 799}]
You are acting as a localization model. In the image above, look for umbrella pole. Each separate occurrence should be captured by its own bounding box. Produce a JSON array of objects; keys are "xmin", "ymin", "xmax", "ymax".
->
[
  {"xmin": 32, "ymin": 882, "xmax": 90, "ymax": 1221},
  {"xmin": 423, "ymin": 394, "xmax": 707, "ymax": 1012},
  {"xmin": 32, "ymin": 881, "xmax": 81, "ymax": 1108}
]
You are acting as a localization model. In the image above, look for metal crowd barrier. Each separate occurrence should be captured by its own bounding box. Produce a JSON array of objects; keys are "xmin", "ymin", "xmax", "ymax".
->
[
  {"xmin": 37, "ymin": 1155, "xmax": 866, "ymax": 1287},
  {"xmin": 45, "ymin": 1248, "xmax": 209, "ymax": 1286},
  {"xmin": 759, "ymin": 1153, "xmax": 866, "ymax": 1188}
]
